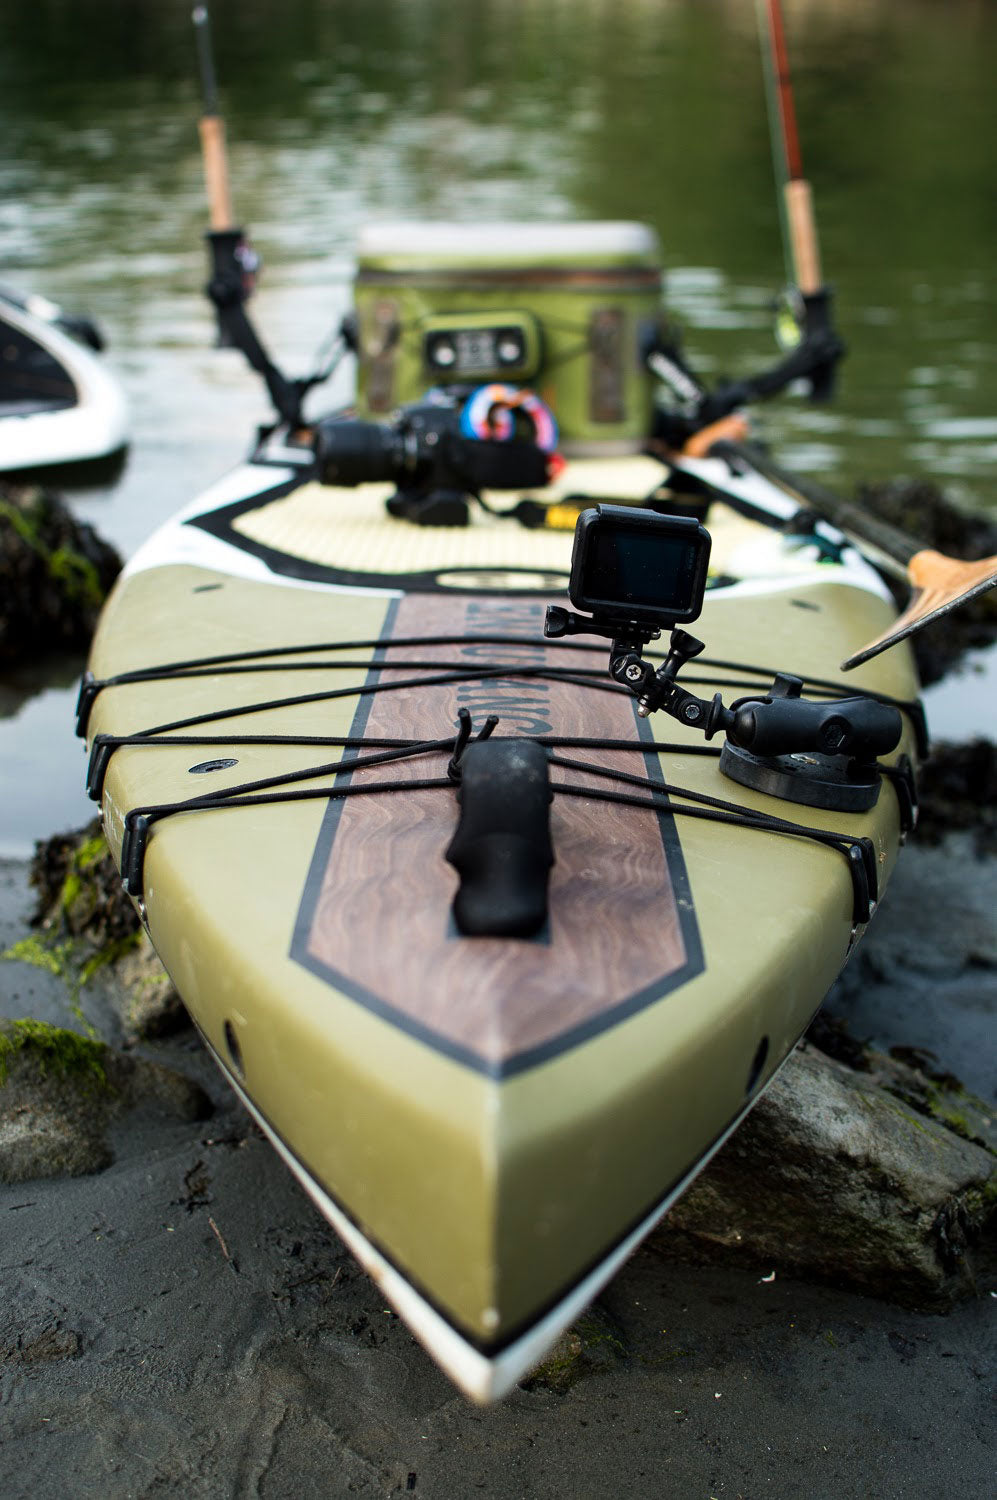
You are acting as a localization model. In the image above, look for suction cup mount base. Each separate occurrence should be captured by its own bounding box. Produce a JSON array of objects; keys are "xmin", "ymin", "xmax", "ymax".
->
[{"xmin": 719, "ymin": 742, "xmax": 881, "ymax": 813}]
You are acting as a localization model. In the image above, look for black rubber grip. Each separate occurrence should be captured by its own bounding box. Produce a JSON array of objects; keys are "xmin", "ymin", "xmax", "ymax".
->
[
  {"xmin": 446, "ymin": 740, "xmax": 554, "ymax": 938},
  {"xmin": 731, "ymin": 696, "xmax": 902, "ymax": 761}
]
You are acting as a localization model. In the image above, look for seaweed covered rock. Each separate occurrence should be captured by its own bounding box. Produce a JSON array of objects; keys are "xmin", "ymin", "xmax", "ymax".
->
[
  {"xmin": 0, "ymin": 480, "xmax": 121, "ymax": 665},
  {"xmin": 520, "ymin": 1304, "xmax": 628, "ymax": 1394},
  {"xmin": 914, "ymin": 738, "xmax": 997, "ymax": 855},
  {"xmin": 650, "ymin": 1041, "xmax": 996, "ymax": 1308},
  {"xmin": 26, "ymin": 819, "xmax": 184, "ymax": 1041},
  {"xmin": 0, "ymin": 1019, "xmax": 212, "ymax": 1184},
  {"xmin": 857, "ymin": 477, "xmax": 997, "ymax": 685},
  {"xmin": 30, "ymin": 820, "xmax": 138, "ymax": 951},
  {"xmin": 857, "ymin": 476, "xmax": 997, "ymax": 562}
]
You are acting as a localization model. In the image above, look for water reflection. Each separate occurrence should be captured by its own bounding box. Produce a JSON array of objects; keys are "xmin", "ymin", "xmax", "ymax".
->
[
  {"xmin": 6, "ymin": 0, "xmax": 992, "ymax": 502},
  {"xmin": 3, "ymin": 5, "xmax": 994, "ymax": 451},
  {"xmin": 1, "ymin": 0, "xmax": 995, "ymax": 845},
  {"xmin": 0, "ymin": 663, "xmax": 92, "ymax": 857}
]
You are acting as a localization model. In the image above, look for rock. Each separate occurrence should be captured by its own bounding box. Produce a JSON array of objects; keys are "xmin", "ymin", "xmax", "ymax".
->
[
  {"xmin": 913, "ymin": 739, "xmax": 997, "ymax": 856},
  {"xmin": 650, "ymin": 1042, "xmax": 996, "ymax": 1308},
  {"xmin": 520, "ymin": 1304, "xmax": 628, "ymax": 1394},
  {"xmin": 0, "ymin": 1019, "xmax": 212, "ymax": 1185},
  {"xmin": 822, "ymin": 835, "xmax": 997, "ymax": 1101},
  {"xmin": 102, "ymin": 1046, "xmax": 213, "ymax": 1122},
  {"xmin": 857, "ymin": 476, "xmax": 997, "ymax": 564},
  {"xmin": 0, "ymin": 481, "xmax": 121, "ymax": 666},
  {"xmin": 0, "ymin": 1101, "xmax": 108, "ymax": 1180},
  {"xmin": 112, "ymin": 941, "xmax": 188, "ymax": 1039},
  {"xmin": 29, "ymin": 818, "xmax": 137, "ymax": 949},
  {"xmin": 868, "ymin": 1046, "xmax": 997, "ymax": 1155},
  {"xmin": 24, "ymin": 819, "xmax": 183, "ymax": 1042}
]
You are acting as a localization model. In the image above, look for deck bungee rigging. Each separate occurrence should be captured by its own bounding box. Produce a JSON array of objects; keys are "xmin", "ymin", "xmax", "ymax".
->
[{"xmin": 77, "ymin": 623, "xmax": 921, "ymax": 922}]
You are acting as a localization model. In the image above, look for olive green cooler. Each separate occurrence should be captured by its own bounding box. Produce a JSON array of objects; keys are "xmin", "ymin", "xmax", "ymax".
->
[{"xmin": 352, "ymin": 221, "xmax": 664, "ymax": 455}]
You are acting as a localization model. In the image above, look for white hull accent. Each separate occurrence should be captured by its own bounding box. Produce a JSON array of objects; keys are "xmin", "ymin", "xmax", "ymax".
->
[
  {"xmin": 122, "ymin": 461, "xmax": 402, "ymax": 599},
  {"xmin": 203, "ymin": 1025, "xmax": 795, "ymax": 1404},
  {"xmin": 0, "ymin": 297, "xmax": 128, "ymax": 472},
  {"xmin": 673, "ymin": 452, "xmax": 894, "ymax": 603},
  {"xmin": 123, "ymin": 452, "xmax": 888, "ymax": 609}
]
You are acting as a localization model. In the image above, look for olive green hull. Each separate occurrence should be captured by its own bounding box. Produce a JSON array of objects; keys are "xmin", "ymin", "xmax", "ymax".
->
[{"xmin": 84, "ymin": 448, "xmax": 919, "ymax": 1398}]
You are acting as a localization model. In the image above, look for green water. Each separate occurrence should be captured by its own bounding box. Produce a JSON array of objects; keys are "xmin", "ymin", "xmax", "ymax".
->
[{"xmin": 1, "ymin": 0, "xmax": 995, "ymax": 847}]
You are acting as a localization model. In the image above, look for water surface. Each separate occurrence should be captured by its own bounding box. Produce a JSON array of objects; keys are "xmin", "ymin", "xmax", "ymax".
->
[{"xmin": 1, "ymin": 0, "xmax": 995, "ymax": 851}]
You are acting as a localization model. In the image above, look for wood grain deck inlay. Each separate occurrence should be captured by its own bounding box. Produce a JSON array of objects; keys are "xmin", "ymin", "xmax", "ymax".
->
[{"xmin": 293, "ymin": 593, "xmax": 701, "ymax": 1074}]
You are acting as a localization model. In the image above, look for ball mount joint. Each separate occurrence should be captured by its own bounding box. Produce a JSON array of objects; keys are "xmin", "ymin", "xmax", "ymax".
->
[{"xmin": 545, "ymin": 505, "xmax": 903, "ymax": 812}]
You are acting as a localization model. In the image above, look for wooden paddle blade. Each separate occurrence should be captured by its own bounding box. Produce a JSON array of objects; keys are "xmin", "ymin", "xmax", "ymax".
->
[
  {"xmin": 680, "ymin": 413, "xmax": 751, "ymax": 458},
  {"xmin": 841, "ymin": 549, "xmax": 997, "ymax": 670}
]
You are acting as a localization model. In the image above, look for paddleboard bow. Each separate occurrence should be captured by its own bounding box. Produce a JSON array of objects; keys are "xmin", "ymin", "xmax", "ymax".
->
[{"xmin": 80, "ymin": 199, "xmax": 923, "ymax": 1398}]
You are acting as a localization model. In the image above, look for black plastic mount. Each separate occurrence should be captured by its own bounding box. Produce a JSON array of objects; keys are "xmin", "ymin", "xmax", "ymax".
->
[
  {"xmin": 877, "ymin": 753, "xmax": 919, "ymax": 838},
  {"xmin": 86, "ymin": 734, "xmax": 114, "ymax": 801},
  {"xmin": 205, "ymin": 229, "xmax": 304, "ymax": 427},
  {"xmin": 545, "ymin": 609, "xmax": 904, "ymax": 814},
  {"xmin": 646, "ymin": 289, "xmax": 844, "ymax": 449},
  {"xmin": 843, "ymin": 838, "xmax": 878, "ymax": 926},
  {"xmin": 719, "ymin": 742, "xmax": 882, "ymax": 813},
  {"xmin": 75, "ymin": 670, "xmax": 99, "ymax": 739},
  {"xmin": 120, "ymin": 811, "xmax": 154, "ymax": 901}
]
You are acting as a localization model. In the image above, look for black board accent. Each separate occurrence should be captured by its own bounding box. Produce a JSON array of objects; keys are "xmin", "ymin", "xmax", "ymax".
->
[{"xmin": 185, "ymin": 480, "xmax": 568, "ymax": 594}]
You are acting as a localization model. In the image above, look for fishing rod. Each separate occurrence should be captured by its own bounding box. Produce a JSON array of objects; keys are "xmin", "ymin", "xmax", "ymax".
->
[
  {"xmin": 756, "ymin": 0, "xmax": 841, "ymax": 399},
  {"xmin": 728, "ymin": 3, "xmax": 997, "ymax": 662},
  {"xmin": 191, "ymin": 5, "xmax": 318, "ymax": 427},
  {"xmin": 192, "ymin": 4, "xmax": 234, "ymax": 232},
  {"xmin": 645, "ymin": 2, "xmax": 844, "ymax": 446}
]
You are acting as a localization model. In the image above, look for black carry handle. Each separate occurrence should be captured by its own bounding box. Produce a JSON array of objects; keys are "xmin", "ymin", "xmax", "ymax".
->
[{"xmin": 446, "ymin": 739, "xmax": 554, "ymax": 939}]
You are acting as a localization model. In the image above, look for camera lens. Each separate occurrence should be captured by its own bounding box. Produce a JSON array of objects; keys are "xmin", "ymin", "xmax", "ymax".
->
[{"xmin": 314, "ymin": 419, "xmax": 403, "ymax": 487}]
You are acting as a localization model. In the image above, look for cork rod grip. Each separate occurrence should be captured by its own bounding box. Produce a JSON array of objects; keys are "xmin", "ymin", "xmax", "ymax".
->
[
  {"xmin": 198, "ymin": 115, "xmax": 233, "ymax": 232},
  {"xmin": 784, "ymin": 179, "xmax": 822, "ymax": 295}
]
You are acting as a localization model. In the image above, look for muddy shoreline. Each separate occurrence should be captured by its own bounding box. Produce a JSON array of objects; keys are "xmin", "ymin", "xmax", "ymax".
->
[{"xmin": 1, "ymin": 830, "xmax": 994, "ymax": 1498}]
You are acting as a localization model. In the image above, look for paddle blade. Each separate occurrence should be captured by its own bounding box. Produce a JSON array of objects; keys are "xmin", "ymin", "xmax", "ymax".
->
[{"xmin": 841, "ymin": 550, "xmax": 997, "ymax": 670}]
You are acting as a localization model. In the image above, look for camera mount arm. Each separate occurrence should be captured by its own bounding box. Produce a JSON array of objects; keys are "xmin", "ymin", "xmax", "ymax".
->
[{"xmin": 544, "ymin": 610, "xmax": 902, "ymax": 774}]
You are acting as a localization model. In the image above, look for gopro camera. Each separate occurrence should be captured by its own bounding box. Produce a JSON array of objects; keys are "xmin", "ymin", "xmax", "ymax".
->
[{"xmin": 568, "ymin": 505, "xmax": 711, "ymax": 628}]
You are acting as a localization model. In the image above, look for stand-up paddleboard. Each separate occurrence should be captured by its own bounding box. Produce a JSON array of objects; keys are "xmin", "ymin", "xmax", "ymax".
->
[
  {"xmin": 0, "ymin": 286, "xmax": 128, "ymax": 480},
  {"xmin": 79, "ymin": 426, "xmax": 921, "ymax": 1400}
]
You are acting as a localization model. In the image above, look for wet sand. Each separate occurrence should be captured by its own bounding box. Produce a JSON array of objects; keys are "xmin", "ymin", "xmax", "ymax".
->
[{"xmin": 1, "ymin": 844, "xmax": 994, "ymax": 1499}]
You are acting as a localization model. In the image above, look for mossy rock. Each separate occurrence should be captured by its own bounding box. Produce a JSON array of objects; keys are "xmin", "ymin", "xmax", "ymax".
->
[
  {"xmin": 520, "ymin": 1304, "xmax": 628, "ymax": 1394},
  {"xmin": 0, "ymin": 1019, "xmax": 212, "ymax": 1185},
  {"xmin": 13, "ymin": 819, "xmax": 184, "ymax": 1041},
  {"xmin": 870, "ymin": 1045, "xmax": 997, "ymax": 1156},
  {"xmin": 0, "ymin": 481, "xmax": 121, "ymax": 666},
  {"xmin": 30, "ymin": 818, "xmax": 138, "ymax": 949},
  {"xmin": 652, "ymin": 1043, "xmax": 996, "ymax": 1308},
  {"xmin": 913, "ymin": 740, "xmax": 997, "ymax": 857}
]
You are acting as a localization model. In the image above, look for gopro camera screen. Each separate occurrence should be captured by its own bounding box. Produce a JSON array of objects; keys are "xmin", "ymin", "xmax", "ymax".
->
[{"xmin": 569, "ymin": 505, "xmax": 711, "ymax": 625}]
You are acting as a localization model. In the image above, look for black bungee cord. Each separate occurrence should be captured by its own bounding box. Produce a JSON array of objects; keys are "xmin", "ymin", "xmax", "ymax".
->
[{"xmin": 80, "ymin": 630, "xmax": 916, "ymax": 922}]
